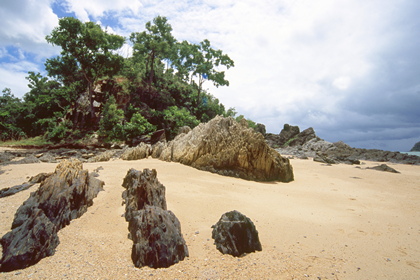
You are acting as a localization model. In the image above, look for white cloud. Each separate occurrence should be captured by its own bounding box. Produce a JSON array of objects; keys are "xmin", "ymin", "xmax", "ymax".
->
[
  {"xmin": 0, "ymin": 0, "xmax": 59, "ymax": 57},
  {"xmin": 64, "ymin": 0, "xmax": 143, "ymax": 22},
  {"xmin": 0, "ymin": 61, "xmax": 41, "ymax": 97}
]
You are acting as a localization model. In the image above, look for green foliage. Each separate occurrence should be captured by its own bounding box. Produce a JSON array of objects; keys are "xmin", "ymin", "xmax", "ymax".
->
[
  {"xmin": 124, "ymin": 113, "xmax": 156, "ymax": 140},
  {"xmin": 2, "ymin": 16, "xmax": 237, "ymax": 145},
  {"xmin": 98, "ymin": 96, "xmax": 125, "ymax": 142},
  {"xmin": 0, "ymin": 136, "xmax": 52, "ymax": 147},
  {"xmin": 163, "ymin": 106, "xmax": 200, "ymax": 139},
  {"xmin": 0, "ymin": 88, "xmax": 26, "ymax": 141},
  {"xmin": 45, "ymin": 119, "xmax": 73, "ymax": 142}
]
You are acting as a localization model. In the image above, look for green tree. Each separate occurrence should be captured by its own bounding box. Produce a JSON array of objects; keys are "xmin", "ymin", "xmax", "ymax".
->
[
  {"xmin": 124, "ymin": 113, "xmax": 156, "ymax": 141},
  {"xmin": 130, "ymin": 16, "xmax": 176, "ymax": 85},
  {"xmin": 174, "ymin": 39, "xmax": 234, "ymax": 105},
  {"xmin": 98, "ymin": 96, "xmax": 125, "ymax": 142},
  {"xmin": 45, "ymin": 17, "xmax": 125, "ymax": 125},
  {"xmin": 0, "ymin": 88, "xmax": 25, "ymax": 141}
]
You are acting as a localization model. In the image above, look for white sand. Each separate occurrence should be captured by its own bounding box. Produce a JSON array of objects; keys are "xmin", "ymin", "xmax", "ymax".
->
[{"xmin": 0, "ymin": 157, "xmax": 419, "ymax": 279}]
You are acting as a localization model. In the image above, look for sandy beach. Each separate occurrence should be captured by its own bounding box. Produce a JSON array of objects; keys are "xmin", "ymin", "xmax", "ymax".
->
[{"xmin": 0, "ymin": 156, "xmax": 419, "ymax": 279}]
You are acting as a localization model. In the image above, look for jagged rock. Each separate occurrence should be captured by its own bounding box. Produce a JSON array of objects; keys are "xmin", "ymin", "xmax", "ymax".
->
[
  {"xmin": 15, "ymin": 155, "xmax": 41, "ymax": 164},
  {"xmin": 0, "ymin": 152, "xmax": 14, "ymax": 163},
  {"xmin": 122, "ymin": 168, "xmax": 188, "ymax": 269},
  {"xmin": 88, "ymin": 150, "xmax": 115, "ymax": 162},
  {"xmin": 279, "ymin": 124, "xmax": 300, "ymax": 145},
  {"xmin": 122, "ymin": 168, "xmax": 167, "ymax": 222},
  {"xmin": 211, "ymin": 210, "xmax": 262, "ymax": 257},
  {"xmin": 289, "ymin": 127, "xmax": 318, "ymax": 146},
  {"xmin": 151, "ymin": 141, "xmax": 167, "ymax": 158},
  {"xmin": 0, "ymin": 159, "xmax": 104, "ymax": 272},
  {"xmin": 367, "ymin": 164, "xmax": 400, "ymax": 173},
  {"xmin": 129, "ymin": 206, "xmax": 189, "ymax": 268},
  {"xmin": 0, "ymin": 172, "xmax": 52, "ymax": 198},
  {"xmin": 38, "ymin": 153, "xmax": 57, "ymax": 163},
  {"xmin": 121, "ymin": 143, "xmax": 151, "ymax": 160},
  {"xmin": 159, "ymin": 116, "xmax": 294, "ymax": 182}
]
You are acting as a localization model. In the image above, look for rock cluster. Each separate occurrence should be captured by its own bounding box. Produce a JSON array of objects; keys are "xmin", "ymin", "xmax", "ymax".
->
[
  {"xmin": 269, "ymin": 124, "xmax": 420, "ymax": 165},
  {"xmin": 122, "ymin": 168, "xmax": 188, "ymax": 268},
  {"xmin": 154, "ymin": 116, "xmax": 294, "ymax": 182},
  {"xmin": 0, "ymin": 159, "xmax": 104, "ymax": 272},
  {"xmin": 211, "ymin": 210, "xmax": 262, "ymax": 257}
]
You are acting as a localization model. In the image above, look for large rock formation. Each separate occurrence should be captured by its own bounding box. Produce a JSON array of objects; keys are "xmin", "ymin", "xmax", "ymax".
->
[
  {"xmin": 122, "ymin": 168, "xmax": 188, "ymax": 269},
  {"xmin": 156, "ymin": 116, "xmax": 294, "ymax": 182},
  {"xmin": 0, "ymin": 159, "xmax": 104, "ymax": 272},
  {"xmin": 211, "ymin": 210, "xmax": 262, "ymax": 257}
]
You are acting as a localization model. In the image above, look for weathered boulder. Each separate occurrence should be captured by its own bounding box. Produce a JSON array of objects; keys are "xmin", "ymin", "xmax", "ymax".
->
[
  {"xmin": 88, "ymin": 150, "xmax": 115, "ymax": 162},
  {"xmin": 129, "ymin": 206, "xmax": 189, "ymax": 268},
  {"xmin": 122, "ymin": 168, "xmax": 188, "ymax": 269},
  {"xmin": 255, "ymin": 123, "xmax": 266, "ymax": 135},
  {"xmin": 367, "ymin": 164, "xmax": 400, "ymax": 173},
  {"xmin": 122, "ymin": 168, "xmax": 167, "ymax": 222},
  {"xmin": 159, "ymin": 116, "xmax": 294, "ymax": 182},
  {"xmin": 211, "ymin": 210, "xmax": 262, "ymax": 257},
  {"xmin": 151, "ymin": 141, "xmax": 167, "ymax": 158},
  {"xmin": 121, "ymin": 143, "xmax": 151, "ymax": 160},
  {"xmin": 0, "ymin": 159, "xmax": 104, "ymax": 272}
]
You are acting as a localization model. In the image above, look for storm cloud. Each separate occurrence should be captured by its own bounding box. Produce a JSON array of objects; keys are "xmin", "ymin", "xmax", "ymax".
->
[{"xmin": 0, "ymin": 0, "xmax": 419, "ymax": 151}]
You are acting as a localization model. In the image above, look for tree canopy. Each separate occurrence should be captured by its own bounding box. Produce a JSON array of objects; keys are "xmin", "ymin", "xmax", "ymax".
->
[{"xmin": 1, "ymin": 16, "xmax": 239, "ymax": 145}]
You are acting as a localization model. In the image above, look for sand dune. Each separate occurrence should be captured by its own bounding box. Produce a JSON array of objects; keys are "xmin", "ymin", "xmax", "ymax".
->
[{"xmin": 0, "ymin": 157, "xmax": 419, "ymax": 279}]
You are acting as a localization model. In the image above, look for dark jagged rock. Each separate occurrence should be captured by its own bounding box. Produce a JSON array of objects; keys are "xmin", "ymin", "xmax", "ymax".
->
[
  {"xmin": 122, "ymin": 168, "xmax": 188, "ymax": 269},
  {"xmin": 0, "ymin": 159, "xmax": 104, "ymax": 272},
  {"xmin": 0, "ymin": 172, "xmax": 52, "ymax": 198},
  {"xmin": 279, "ymin": 124, "xmax": 300, "ymax": 145},
  {"xmin": 129, "ymin": 206, "xmax": 189, "ymax": 268},
  {"xmin": 211, "ymin": 210, "xmax": 262, "ymax": 257},
  {"xmin": 410, "ymin": 141, "xmax": 420, "ymax": 152},
  {"xmin": 367, "ymin": 164, "xmax": 400, "ymax": 173},
  {"xmin": 288, "ymin": 127, "xmax": 318, "ymax": 146},
  {"xmin": 158, "ymin": 116, "xmax": 294, "ymax": 182},
  {"xmin": 122, "ymin": 168, "xmax": 167, "ymax": 222}
]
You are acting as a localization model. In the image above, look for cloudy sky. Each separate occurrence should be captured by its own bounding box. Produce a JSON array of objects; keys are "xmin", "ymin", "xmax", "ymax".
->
[{"xmin": 1, "ymin": 0, "xmax": 420, "ymax": 151}]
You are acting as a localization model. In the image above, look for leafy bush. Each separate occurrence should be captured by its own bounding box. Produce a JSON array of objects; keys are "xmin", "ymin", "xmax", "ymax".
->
[
  {"xmin": 163, "ymin": 106, "xmax": 200, "ymax": 139},
  {"xmin": 124, "ymin": 112, "xmax": 156, "ymax": 140},
  {"xmin": 45, "ymin": 120, "xmax": 72, "ymax": 142},
  {"xmin": 98, "ymin": 96, "xmax": 125, "ymax": 142}
]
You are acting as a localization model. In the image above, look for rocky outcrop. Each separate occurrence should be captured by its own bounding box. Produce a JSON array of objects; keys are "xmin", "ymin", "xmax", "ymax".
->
[
  {"xmin": 211, "ymin": 210, "xmax": 262, "ymax": 257},
  {"xmin": 0, "ymin": 172, "xmax": 52, "ymax": 198},
  {"xmin": 129, "ymin": 205, "xmax": 188, "ymax": 268},
  {"xmin": 0, "ymin": 159, "xmax": 104, "ymax": 272},
  {"xmin": 158, "ymin": 116, "xmax": 294, "ymax": 182},
  {"xmin": 410, "ymin": 141, "xmax": 420, "ymax": 152},
  {"xmin": 122, "ymin": 168, "xmax": 167, "ymax": 222},
  {"xmin": 122, "ymin": 168, "xmax": 188, "ymax": 269},
  {"xmin": 121, "ymin": 143, "xmax": 152, "ymax": 160},
  {"xmin": 367, "ymin": 164, "xmax": 400, "ymax": 173}
]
